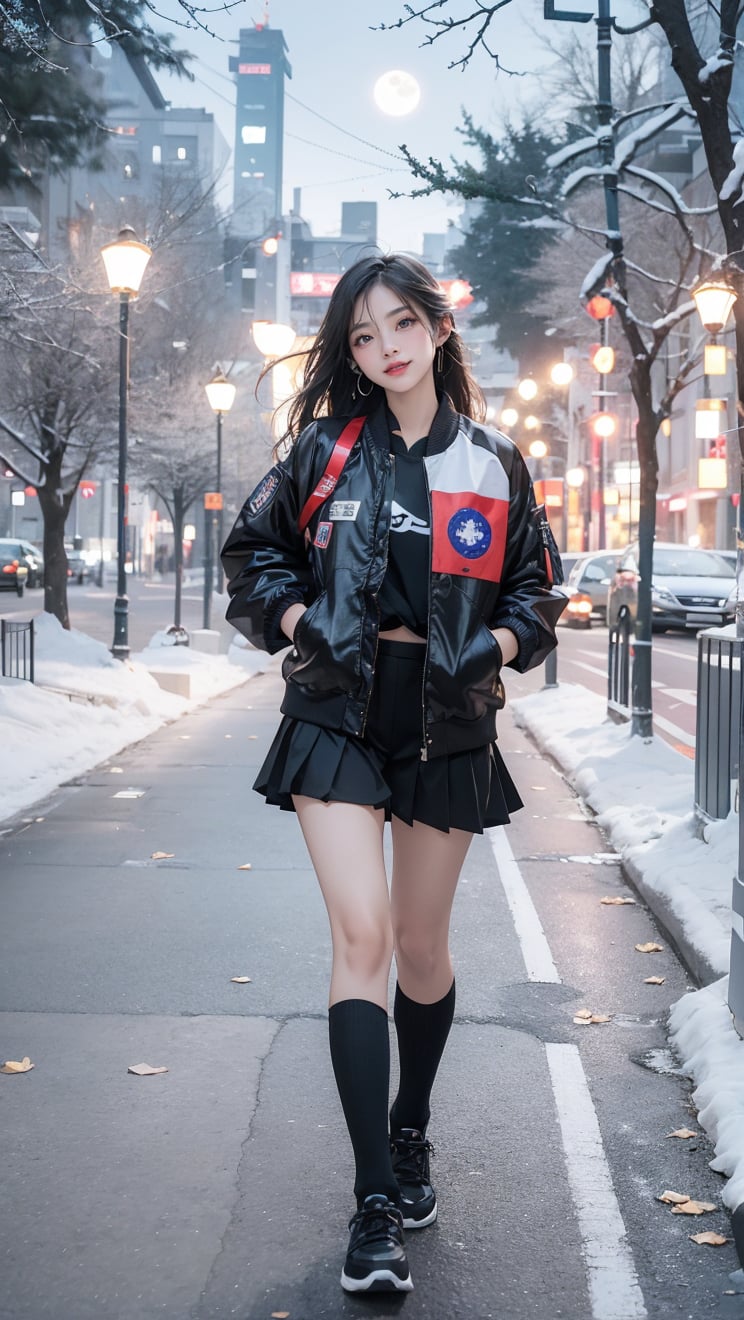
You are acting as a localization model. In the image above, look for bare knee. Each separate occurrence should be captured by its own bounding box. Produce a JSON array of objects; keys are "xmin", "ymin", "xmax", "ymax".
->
[
  {"xmin": 333, "ymin": 915, "xmax": 393, "ymax": 982},
  {"xmin": 394, "ymin": 925, "xmax": 447, "ymax": 984}
]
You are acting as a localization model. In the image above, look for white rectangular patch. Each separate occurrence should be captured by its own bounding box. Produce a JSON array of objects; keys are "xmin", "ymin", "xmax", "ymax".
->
[{"xmin": 329, "ymin": 500, "xmax": 361, "ymax": 521}]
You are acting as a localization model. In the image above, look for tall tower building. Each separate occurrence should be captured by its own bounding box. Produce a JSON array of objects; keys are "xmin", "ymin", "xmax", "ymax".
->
[{"xmin": 229, "ymin": 21, "xmax": 291, "ymax": 245}]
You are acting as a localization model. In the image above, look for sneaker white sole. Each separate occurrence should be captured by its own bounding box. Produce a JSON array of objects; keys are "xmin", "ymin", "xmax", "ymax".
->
[
  {"xmin": 341, "ymin": 1267, "xmax": 414, "ymax": 1293},
  {"xmin": 401, "ymin": 1201, "xmax": 438, "ymax": 1230}
]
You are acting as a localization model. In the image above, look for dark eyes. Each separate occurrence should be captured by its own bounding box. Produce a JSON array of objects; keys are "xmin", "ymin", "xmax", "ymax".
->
[{"xmin": 351, "ymin": 316, "xmax": 416, "ymax": 347}]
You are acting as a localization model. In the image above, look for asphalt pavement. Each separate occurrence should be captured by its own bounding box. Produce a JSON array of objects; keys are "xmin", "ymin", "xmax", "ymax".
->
[{"xmin": 1, "ymin": 662, "xmax": 743, "ymax": 1320}]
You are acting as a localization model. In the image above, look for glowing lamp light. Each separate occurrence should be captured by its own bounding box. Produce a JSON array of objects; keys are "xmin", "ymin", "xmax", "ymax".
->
[
  {"xmin": 517, "ymin": 377, "xmax": 538, "ymax": 401},
  {"xmin": 695, "ymin": 398, "xmax": 726, "ymax": 440},
  {"xmin": 205, "ymin": 369, "xmax": 237, "ymax": 414},
  {"xmin": 592, "ymin": 412, "xmax": 617, "ymax": 438},
  {"xmin": 100, "ymin": 225, "xmax": 152, "ymax": 295},
  {"xmin": 252, "ymin": 320, "xmax": 297, "ymax": 357},
  {"xmin": 550, "ymin": 362, "xmax": 574, "ymax": 386},
  {"xmin": 565, "ymin": 466, "xmax": 586, "ymax": 488},
  {"xmin": 262, "ymin": 235, "xmax": 280, "ymax": 256},
  {"xmin": 698, "ymin": 457, "xmax": 728, "ymax": 489},
  {"xmin": 501, "ymin": 407, "xmax": 519, "ymax": 427},
  {"xmin": 590, "ymin": 344, "xmax": 615, "ymax": 374},
  {"xmin": 585, "ymin": 293, "xmax": 615, "ymax": 320},
  {"xmin": 704, "ymin": 343, "xmax": 728, "ymax": 375},
  {"xmin": 692, "ymin": 281, "xmax": 737, "ymax": 334},
  {"xmin": 524, "ymin": 414, "xmax": 541, "ymax": 431},
  {"xmin": 529, "ymin": 438, "xmax": 548, "ymax": 458}
]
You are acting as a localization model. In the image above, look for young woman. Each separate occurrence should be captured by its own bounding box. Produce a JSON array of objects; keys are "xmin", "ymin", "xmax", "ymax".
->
[{"xmin": 222, "ymin": 253, "xmax": 564, "ymax": 1295}]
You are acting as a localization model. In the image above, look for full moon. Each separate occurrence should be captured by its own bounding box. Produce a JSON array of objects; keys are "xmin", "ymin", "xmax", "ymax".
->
[{"xmin": 373, "ymin": 69, "xmax": 421, "ymax": 117}]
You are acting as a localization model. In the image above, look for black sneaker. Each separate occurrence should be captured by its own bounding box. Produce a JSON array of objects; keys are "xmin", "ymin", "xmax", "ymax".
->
[
  {"xmin": 340, "ymin": 1194, "xmax": 413, "ymax": 1293},
  {"xmin": 391, "ymin": 1128, "xmax": 437, "ymax": 1229}
]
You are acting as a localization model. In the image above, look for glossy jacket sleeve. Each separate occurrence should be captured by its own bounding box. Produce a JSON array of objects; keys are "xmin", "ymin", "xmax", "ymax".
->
[
  {"xmin": 489, "ymin": 446, "xmax": 567, "ymax": 672},
  {"xmin": 221, "ymin": 432, "xmax": 316, "ymax": 653}
]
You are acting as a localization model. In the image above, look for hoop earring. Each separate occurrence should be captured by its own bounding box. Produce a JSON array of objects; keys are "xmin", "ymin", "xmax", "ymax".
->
[{"xmin": 356, "ymin": 373, "xmax": 374, "ymax": 397}]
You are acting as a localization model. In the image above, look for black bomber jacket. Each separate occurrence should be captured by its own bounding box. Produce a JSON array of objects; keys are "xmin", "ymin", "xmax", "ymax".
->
[{"xmin": 222, "ymin": 396, "xmax": 566, "ymax": 759}]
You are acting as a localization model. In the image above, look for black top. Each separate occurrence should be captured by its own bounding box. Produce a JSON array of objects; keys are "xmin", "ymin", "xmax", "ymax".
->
[{"xmin": 378, "ymin": 412, "xmax": 430, "ymax": 635}]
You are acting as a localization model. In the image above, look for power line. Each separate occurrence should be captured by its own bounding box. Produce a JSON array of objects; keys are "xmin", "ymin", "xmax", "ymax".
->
[{"xmin": 285, "ymin": 132, "xmax": 408, "ymax": 172}]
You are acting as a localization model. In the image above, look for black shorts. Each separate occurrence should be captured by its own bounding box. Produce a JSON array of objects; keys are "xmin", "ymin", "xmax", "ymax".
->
[{"xmin": 253, "ymin": 639, "xmax": 523, "ymax": 834}]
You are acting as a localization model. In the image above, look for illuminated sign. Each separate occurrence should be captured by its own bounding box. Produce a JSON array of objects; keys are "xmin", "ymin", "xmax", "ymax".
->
[
  {"xmin": 291, "ymin": 272, "xmax": 342, "ymax": 297},
  {"xmin": 239, "ymin": 63, "xmax": 271, "ymax": 74}
]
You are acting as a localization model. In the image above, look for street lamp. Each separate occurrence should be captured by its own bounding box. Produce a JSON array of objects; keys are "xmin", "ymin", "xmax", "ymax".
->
[
  {"xmin": 100, "ymin": 225, "xmax": 152, "ymax": 660},
  {"xmin": 692, "ymin": 280, "xmax": 737, "ymax": 335},
  {"xmin": 204, "ymin": 367, "xmax": 236, "ymax": 612}
]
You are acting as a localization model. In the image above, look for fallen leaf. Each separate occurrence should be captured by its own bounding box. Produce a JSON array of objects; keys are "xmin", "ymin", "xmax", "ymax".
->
[
  {"xmin": 690, "ymin": 1231, "xmax": 730, "ymax": 1246},
  {"xmin": 231, "ymin": 976, "xmax": 252, "ymax": 984},
  {"xmin": 573, "ymin": 1010, "xmax": 612, "ymax": 1025},
  {"xmin": 644, "ymin": 976, "xmax": 666, "ymax": 985},
  {"xmin": 671, "ymin": 1199, "xmax": 716, "ymax": 1216},
  {"xmin": 658, "ymin": 1190, "xmax": 690, "ymax": 1204},
  {"xmin": 238, "ymin": 863, "xmax": 252, "ymax": 870},
  {"xmin": 151, "ymin": 851, "xmax": 174, "ymax": 860},
  {"xmin": 600, "ymin": 896, "xmax": 636, "ymax": 905},
  {"xmin": 1, "ymin": 1056, "xmax": 34, "ymax": 1074},
  {"xmin": 128, "ymin": 1063, "xmax": 169, "ymax": 1076},
  {"xmin": 666, "ymin": 1128, "xmax": 698, "ymax": 1140},
  {"xmin": 635, "ymin": 942, "xmax": 664, "ymax": 953},
  {"xmin": 271, "ymin": 1313, "xmax": 290, "ymax": 1318}
]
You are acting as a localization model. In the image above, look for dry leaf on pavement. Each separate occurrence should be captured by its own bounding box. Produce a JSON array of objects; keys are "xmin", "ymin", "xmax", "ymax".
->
[
  {"xmin": 1, "ymin": 1056, "xmax": 34, "ymax": 1074},
  {"xmin": 128, "ymin": 1063, "xmax": 169, "ymax": 1076},
  {"xmin": 689, "ymin": 1232, "xmax": 730, "ymax": 1246},
  {"xmin": 644, "ymin": 976, "xmax": 666, "ymax": 985},
  {"xmin": 658, "ymin": 1190, "xmax": 691, "ymax": 1204},
  {"xmin": 666, "ymin": 1128, "xmax": 697, "ymax": 1140},
  {"xmin": 636, "ymin": 942, "xmax": 664, "ymax": 953},
  {"xmin": 271, "ymin": 1313, "xmax": 290, "ymax": 1318},
  {"xmin": 151, "ymin": 851, "xmax": 174, "ymax": 860},
  {"xmin": 238, "ymin": 863, "xmax": 252, "ymax": 870},
  {"xmin": 600, "ymin": 896, "xmax": 636, "ymax": 905},
  {"xmin": 671, "ymin": 1200, "xmax": 716, "ymax": 1215},
  {"xmin": 573, "ymin": 1010, "xmax": 612, "ymax": 1025},
  {"xmin": 231, "ymin": 977, "xmax": 252, "ymax": 984}
]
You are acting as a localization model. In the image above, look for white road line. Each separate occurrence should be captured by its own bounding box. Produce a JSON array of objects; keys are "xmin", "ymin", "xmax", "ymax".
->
[
  {"xmin": 567, "ymin": 658, "xmax": 609, "ymax": 679},
  {"xmin": 545, "ymin": 1044, "xmax": 647, "ymax": 1320},
  {"xmin": 486, "ymin": 826, "xmax": 561, "ymax": 983},
  {"xmin": 651, "ymin": 711, "xmax": 695, "ymax": 748}
]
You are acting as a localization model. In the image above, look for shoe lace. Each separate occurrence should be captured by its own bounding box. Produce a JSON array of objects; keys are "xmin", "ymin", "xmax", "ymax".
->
[
  {"xmin": 349, "ymin": 1201, "xmax": 403, "ymax": 1249},
  {"xmin": 391, "ymin": 1134, "xmax": 434, "ymax": 1183}
]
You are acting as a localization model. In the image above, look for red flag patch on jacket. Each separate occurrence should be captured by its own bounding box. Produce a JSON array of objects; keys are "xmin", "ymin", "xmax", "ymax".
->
[{"xmin": 425, "ymin": 430, "xmax": 510, "ymax": 582}]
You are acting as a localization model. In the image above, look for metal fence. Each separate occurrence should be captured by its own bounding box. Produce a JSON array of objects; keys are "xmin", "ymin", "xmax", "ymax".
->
[
  {"xmin": 695, "ymin": 628, "xmax": 740, "ymax": 821},
  {"xmin": 607, "ymin": 616, "xmax": 631, "ymax": 722},
  {"xmin": 1, "ymin": 618, "xmax": 34, "ymax": 683}
]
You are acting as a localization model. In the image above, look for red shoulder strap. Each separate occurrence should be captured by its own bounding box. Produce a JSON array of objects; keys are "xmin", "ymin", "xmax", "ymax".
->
[{"xmin": 297, "ymin": 416, "xmax": 365, "ymax": 533}]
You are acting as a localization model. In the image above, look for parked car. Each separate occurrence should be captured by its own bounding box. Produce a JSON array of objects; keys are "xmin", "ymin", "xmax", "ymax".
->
[
  {"xmin": 607, "ymin": 542, "xmax": 736, "ymax": 632},
  {"xmin": 0, "ymin": 538, "xmax": 43, "ymax": 588},
  {"xmin": 563, "ymin": 551, "xmax": 618, "ymax": 627},
  {"xmin": 64, "ymin": 543, "xmax": 94, "ymax": 584},
  {"xmin": 0, "ymin": 544, "xmax": 29, "ymax": 596}
]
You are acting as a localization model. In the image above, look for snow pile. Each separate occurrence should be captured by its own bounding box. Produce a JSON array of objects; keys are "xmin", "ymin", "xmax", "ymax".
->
[{"xmin": 1, "ymin": 614, "xmax": 269, "ymax": 823}]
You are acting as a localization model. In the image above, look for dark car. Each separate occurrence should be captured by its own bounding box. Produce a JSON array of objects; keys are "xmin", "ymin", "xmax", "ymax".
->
[
  {"xmin": 564, "ymin": 551, "xmax": 618, "ymax": 627},
  {"xmin": 0, "ymin": 538, "xmax": 44, "ymax": 588},
  {"xmin": 607, "ymin": 542, "xmax": 736, "ymax": 632},
  {"xmin": 0, "ymin": 544, "xmax": 29, "ymax": 595}
]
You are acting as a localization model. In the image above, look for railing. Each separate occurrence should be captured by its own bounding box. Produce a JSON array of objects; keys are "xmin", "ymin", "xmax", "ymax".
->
[
  {"xmin": 607, "ymin": 615, "xmax": 631, "ymax": 722},
  {"xmin": 695, "ymin": 627, "xmax": 740, "ymax": 822},
  {"xmin": 1, "ymin": 618, "xmax": 35, "ymax": 682}
]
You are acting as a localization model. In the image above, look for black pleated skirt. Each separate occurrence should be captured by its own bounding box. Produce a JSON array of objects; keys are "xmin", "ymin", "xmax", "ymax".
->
[{"xmin": 253, "ymin": 640, "xmax": 523, "ymax": 835}]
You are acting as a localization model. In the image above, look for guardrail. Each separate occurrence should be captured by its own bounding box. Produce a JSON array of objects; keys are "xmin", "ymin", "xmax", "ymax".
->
[
  {"xmin": 695, "ymin": 627, "xmax": 740, "ymax": 822},
  {"xmin": 607, "ymin": 616, "xmax": 631, "ymax": 722},
  {"xmin": 1, "ymin": 618, "xmax": 35, "ymax": 682}
]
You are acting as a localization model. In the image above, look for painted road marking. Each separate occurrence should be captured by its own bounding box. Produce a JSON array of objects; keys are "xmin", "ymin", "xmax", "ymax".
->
[
  {"xmin": 487, "ymin": 826, "xmax": 560, "ymax": 983},
  {"xmin": 546, "ymin": 1044, "xmax": 647, "ymax": 1320},
  {"xmin": 651, "ymin": 711, "xmax": 695, "ymax": 748}
]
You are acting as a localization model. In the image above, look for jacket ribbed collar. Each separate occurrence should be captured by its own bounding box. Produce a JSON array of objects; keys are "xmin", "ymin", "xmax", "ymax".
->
[{"xmin": 364, "ymin": 392, "xmax": 459, "ymax": 458}]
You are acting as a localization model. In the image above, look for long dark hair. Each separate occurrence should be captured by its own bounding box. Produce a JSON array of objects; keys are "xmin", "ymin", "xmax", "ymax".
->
[{"xmin": 268, "ymin": 253, "xmax": 485, "ymax": 447}]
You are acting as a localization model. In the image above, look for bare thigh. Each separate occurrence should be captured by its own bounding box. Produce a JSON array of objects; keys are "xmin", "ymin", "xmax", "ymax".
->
[{"xmin": 293, "ymin": 796, "xmax": 392, "ymax": 1009}]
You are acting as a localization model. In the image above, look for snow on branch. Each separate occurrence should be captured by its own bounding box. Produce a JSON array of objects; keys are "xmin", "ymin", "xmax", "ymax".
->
[
  {"xmin": 561, "ymin": 165, "xmax": 611, "ymax": 197},
  {"xmin": 545, "ymin": 134, "xmax": 599, "ymax": 171},
  {"xmin": 580, "ymin": 253, "xmax": 614, "ymax": 300},
  {"xmin": 623, "ymin": 165, "xmax": 719, "ymax": 216},
  {"xmin": 614, "ymin": 103, "xmax": 695, "ymax": 171},
  {"xmin": 651, "ymin": 300, "xmax": 697, "ymax": 334},
  {"xmin": 720, "ymin": 139, "xmax": 744, "ymax": 203}
]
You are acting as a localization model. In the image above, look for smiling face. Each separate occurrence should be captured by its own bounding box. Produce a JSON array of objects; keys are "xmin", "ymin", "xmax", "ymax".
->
[{"xmin": 348, "ymin": 281, "xmax": 450, "ymax": 406}]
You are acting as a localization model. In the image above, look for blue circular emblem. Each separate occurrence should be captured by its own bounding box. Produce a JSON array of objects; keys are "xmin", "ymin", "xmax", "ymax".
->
[{"xmin": 447, "ymin": 507, "xmax": 491, "ymax": 559}]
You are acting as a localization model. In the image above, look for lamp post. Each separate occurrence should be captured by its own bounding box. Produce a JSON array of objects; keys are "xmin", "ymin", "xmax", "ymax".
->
[
  {"xmin": 100, "ymin": 226, "xmax": 152, "ymax": 660},
  {"xmin": 204, "ymin": 368, "xmax": 236, "ymax": 612}
]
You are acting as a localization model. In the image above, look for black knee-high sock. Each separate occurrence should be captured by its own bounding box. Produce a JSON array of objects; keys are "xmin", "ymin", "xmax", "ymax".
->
[
  {"xmin": 390, "ymin": 979, "xmax": 456, "ymax": 1138},
  {"xmin": 328, "ymin": 999, "xmax": 399, "ymax": 1209}
]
